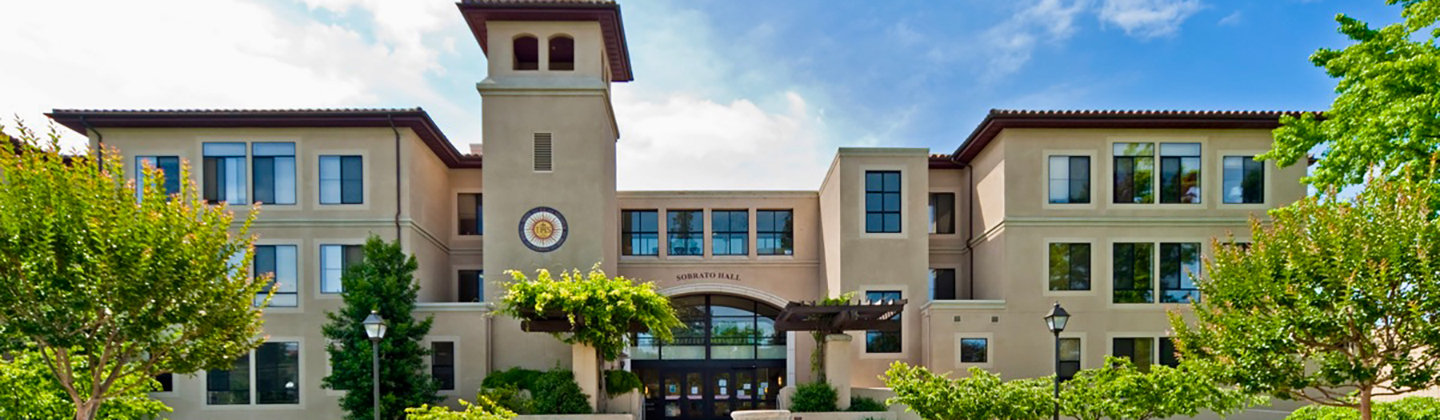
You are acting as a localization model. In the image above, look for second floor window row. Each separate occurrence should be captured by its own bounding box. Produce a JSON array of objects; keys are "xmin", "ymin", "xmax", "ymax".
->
[{"xmin": 622, "ymin": 209, "xmax": 795, "ymax": 257}]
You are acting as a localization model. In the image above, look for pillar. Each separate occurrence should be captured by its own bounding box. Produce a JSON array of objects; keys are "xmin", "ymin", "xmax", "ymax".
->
[
  {"xmin": 573, "ymin": 342, "xmax": 600, "ymax": 410},
  {"xmin": 824, "ymin": 333, "xmax": 852, "ymax": 410}
]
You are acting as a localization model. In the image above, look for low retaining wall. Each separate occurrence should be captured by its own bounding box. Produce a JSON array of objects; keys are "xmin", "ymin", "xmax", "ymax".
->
[
  {"xmin": 516, "ymin": 415, "xmax": 634, "ymax": 420},
  {"xmin": 790, "ymin": 411, "xmax": 892, "ymax": 420}
]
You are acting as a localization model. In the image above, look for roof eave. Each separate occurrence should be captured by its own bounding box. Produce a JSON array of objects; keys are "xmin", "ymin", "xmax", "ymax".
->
[{"xmin": 456, "ymin": 1, "xmax": 634, "ymax": 82}]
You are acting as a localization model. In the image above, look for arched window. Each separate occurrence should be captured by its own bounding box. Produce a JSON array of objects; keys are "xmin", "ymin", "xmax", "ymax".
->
[
  {"xmin": 513, "ymin": 35, "xmax": 538, "ymax": 71},
  {"xmin": 548, "ymin": 35, "xmax": 574, "ymax": 71}
]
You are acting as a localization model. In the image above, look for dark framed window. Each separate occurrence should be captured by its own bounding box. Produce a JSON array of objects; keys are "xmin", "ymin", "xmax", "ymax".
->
[
  {"xmin": 959, "ymin": 338, "xmax": 988, "ymax": 363},
  {"xmin": 1223, "ymin": 156, "xmax": 1265, "ymax": 204},
  {"xmin": 136, "ymin": 156, "xmax": 181, "ymax": 197},
  {"xmin": 1048, "ymin": 243, "xmax": 1091, "ymax": 291},
  {"xmin": 206, "ymin": 352, "xmax": 250, "ymax": 405},
  {"xmin": 1059, "ymin": 338, "xmax": 1081, "ymax": 380},
  {"xmin": 432, "ymin": 341, "xmax": 456, "ymax": 390},
  {"xmin": 1159, "ymin": 337, "xmax": 1180, "ymax": 368},
  {"xmin": 865, "ymin": 171, "xmax": 902, "ymax": 233},
  {"xmin": 548, "ymin": 35, "xmax": 574, "ymax": 71},
  {"xmin": 930, "ymin": 268, "xmax": 956, "ymax": 300},
  {"xmin": 622, "ymin": 210, "xmax": 659, "ymax": 256},
  {"xmin": 320, "ymin": 244, "xmax": 363, "ymax": 294},
  {"xmin": 1113, "ymin": 243, "xmax": 1154, "ymax": 303},
  {"xmin": 628, "ymin": 294, "xmax": 786, "ymax": 361},
  {"xmin": 458, "ymin": 193, "xmax": 482, "ymax": 235},
  {"xmin": 458, "ymin": 270, "xmax": 483, "ymax": 302},
  {"xmin": 319, "ymin": 155, "xmax": 363, "ymax": 204},
  {"xmin": 1160, "ymin": 243, "xmax": 1202, "ymax": 303},
  {"xmin": 711, "ymin": 210, "xmax": 748, "ymax": 256},
  {"xmin": 1112, "ymin": 337, "xmax": 1155, "ymax": 372},
  {"xmin": 207, "ymin": 342, "xmax": 299, "ymax": 405},
  {"xmin": 667, "ymin": 210, "xmax": 703, "ymax": 256},
  {"xmin": 1112, "ymin": 143, "xmax": 1154, "ymax": 204},
  {"xmin": 1048, "ymin": 155, "xmax": 1091, "ymax": 204},
  {"xmin": 513, "ymin": 35, "xmax": 539, "ymax": 70},
  {"xmin": 864, "ymin": 290, "xmax": 902, "ymax": 353},
  {"xmin": 155, "ymin": 373, "xmax": 174, "ymax": 393},
  {"xmin": 203, "ymin": 143, "xmax": 247, "ymax": 205},
  {"xmin": 251, "ymin": 143, "xmax": 295, "ymax": 205},
  {"xmin": 929, "ymin": 193, "xmax": 955, "ymax": 234},
  {"xmin": 253, "ymin": 245, "xmax": 298, "ymax": 307},
  {"xmin": 756, "ymin": 210, "xmax": 793, "ymax": 255},
  {"xmin": 1159, "ymin": 143, "xmax": 1202, "ymax": 203}
]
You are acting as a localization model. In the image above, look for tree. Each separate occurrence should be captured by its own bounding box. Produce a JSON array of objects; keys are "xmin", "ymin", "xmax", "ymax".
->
[
  {"xmin": 883, "ymin": 363, "xmax": 1052, "ymax": 420},
  {"xmin": 0, "ymin": 348, "xmax": 171, "ymax": 420},
  {"xmin": 1059, "ymin": 357, "xmax": 1261, "ymax": 420},
  {"xmin": 322, "ymin": 235, "xmax": 442, "ymax": 420},
  {"xmin": 1264, "ymin": 0, "xmax": 1440, "ymax": 190},
  {"xmin": 0, "ymin": 123, "xmax": 267, "ymax": 420},
  {"xmin": 1169, "ymin": 171, "xmax": 1440, "ymax": 420}
]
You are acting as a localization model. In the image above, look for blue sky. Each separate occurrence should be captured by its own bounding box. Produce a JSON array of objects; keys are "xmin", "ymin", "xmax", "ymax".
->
[{"xmin": 0, "ymin": 0, "xmax": 1400, "ymax": 189}]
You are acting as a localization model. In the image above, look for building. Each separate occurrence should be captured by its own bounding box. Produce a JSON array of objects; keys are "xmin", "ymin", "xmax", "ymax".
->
[{"xmin": 44, "ymin": 1, "xmax": 1308, "ymax": 419}]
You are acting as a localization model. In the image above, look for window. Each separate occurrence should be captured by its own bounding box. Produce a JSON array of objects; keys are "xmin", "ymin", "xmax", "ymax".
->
[
  {"xmin": 458, "ymin": 270, "xmax": 483, "ymax": 302},
  {"xmin": 622, "ymin": 210, "xmax": 659, "ymax": 256},
  {"xmin": 1048, "ymin": 243, "xmax": 1091, "ymax": 291},
  {"xmin": 319, "ymin": 155, "xmax": 363, "ymax": 204},
  {"xmin": 930, "ymin": 268, "xmax": 956, "ymax": 300},
  {"xmin": 533, "ymin": 133, "xmax": 552, "ymax": 172},
  {"xmin": 155, "ymin": 373, "xmax": 174, "ymax": 393},
  {"xmin": 1048, "ymin": 156, "xmax": 1091, "ymax": 204},
  {"xmin": 1159, "ymin": 243, "xmax": 1202, "ymax": 303},
  {"xmin": 1112, "ymin": 337, "xmax": 1155, "ymax": 371},
  {"xmin": 865, "ymin": 171, "xmax": 902, "ymax": 233},
  {"xmin": 207, "ymin": 342, "xmax": 299, "ymax": 405},
  {"xmin": 959, "ymin": 338, "xmax": 988, "ymax": 363},
  {"xmin": 929, "ymin": 193, "xmax": 955, "ymax": 234},
  {"xmin": 136, "ymin": 156, "xmax": 181, "ymax": 197},
  {"xmin": 864, "ymin": 290, "xmax": 902, "ymax": 353},
  {"xmin": 1113, "ymin": 243, "xmax": 1154, "ymax": 303},
  {"xmin": 432, "ymin": 342, "xmax": 456, "ymax": 391},
  {"xmin": 513, "ymin": 35, "xmax": 538, "ymax": 70},
  {"xmin": 458, "ymin": 193, "xmax": 482, "ymax": 235},
  {"xmin": 1159, "ymin": 337, "xmax": 1180, "ymax": 368},
  {"xmin": 1059, "ymin": 338, "xmax": 1081, "ymax": 380},
  {"xmin": 1223, "ymin": 156, "xmax": 1265, "ymax": 204},
  {"xmin": 1159, "ymin": 143, "xmax": 1202, "ymax": 203},
  {"xmin": 320, "ymin": 244, "xmax": 363, "ymax": 294},
  {"xmin": 548, "ymin": 35, "xmax": 574, "ymax": 71},
  {"xmin": 711, "ymin": 210, "xmax": 748, "ymax": 256},
  {"xmin": 756, "ymin": 210, "xmax": 793, "ymax": 256},
  {"xmin": 251, "ymin": 143, "xmax": 295, "ymax": 205},
  {"xmin": 203, "ymin": 143, "xmax": 247, "ymax": 204},
  {"xmin": 254, "ymin": 245, "xmax": 298, "ymax": 307},
  {"xmin": 1112, "ymin": 143, "xmax": 1154, "ymax": 204},
  {"xmin": 667, "ymin": 210, "xmax": 703, "ymax": 256}
]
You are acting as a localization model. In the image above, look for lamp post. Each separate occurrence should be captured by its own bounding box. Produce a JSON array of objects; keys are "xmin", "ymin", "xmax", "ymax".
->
[
  {"xmin": 363, "ymin": 310, "xmax": 388, "ymax": 420},
  {"xmin": 1043, "ymin": 302, "xmax": 1070, "ymax": 420}
]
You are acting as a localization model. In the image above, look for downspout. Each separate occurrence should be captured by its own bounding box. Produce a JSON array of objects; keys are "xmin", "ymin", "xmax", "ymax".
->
[
  {"xmin": 388, "ymin": 115, "xmax": 402, "ymax": 244},
  {"xmin": 81, "ymin": 116, "xmax": 103, "ymax": 172},
  {"xmin": 965, "ymin": 164, "xmax": 975, "ymax": 300}
]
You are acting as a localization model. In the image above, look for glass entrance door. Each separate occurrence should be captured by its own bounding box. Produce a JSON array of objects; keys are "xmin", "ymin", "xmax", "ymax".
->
[{"xmin": 638, "ymin": 362, "xmax": 784, "ymax": 420}]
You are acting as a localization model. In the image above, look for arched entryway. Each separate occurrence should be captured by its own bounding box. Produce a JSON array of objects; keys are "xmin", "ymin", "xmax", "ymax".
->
[{"xmin": 631, "ymin": 294, "xmax": 787, "ymax": 420}]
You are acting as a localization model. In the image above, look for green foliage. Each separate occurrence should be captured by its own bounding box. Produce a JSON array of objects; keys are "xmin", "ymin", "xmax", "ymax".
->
[
  {"xmin": 322, "ymin": 236, "xmax": 442, "ymax": 420},
  {"xmin": 499, "ymin": 264, "xmax": 683, "ymax": 362},
  {"xmin": 0, "ymin": 348, "xmax": 171, "ymax": 420},
  {"xmin": 531, "ymin": 367, "xmax": 592, "ymax": 415},
  {"xmin": 847, "ymin": 396, "xmax": 888, "ymax": 412},
  {"xmin": 883, "ymin": 363, "xmax": 1052, "ymax": 420},
  {"xmin": 790, "ymin": 382, "xmax": 839, "ymax": 412},
  {"xmin": 1286, "ymin": 398, "xmax": 1440, "ymax": 420},
  {"xmin": 481, "ymin": 367, "xmax": 543, "ymax": 391},
  {"xmin": 0, "ymin": 123, "xmax": 266, "ymax": 420},
  {"xmin": 1060, "ymin": 357, "xmax": 1263, "ymax": 420},
  {"xmin": 1170, "ymin": 172, "xmax": 1440, "ymax": 420},
  {"xmin": 405, "ymin": 395, "xmax": 516, "ymax": 420},
  {"xmin": 604, "ymin": 369, "xmax": 643, "ymax": 397},
  {"xmin": 1264, "ymin": 0, "xmax": 1440, "ymax": 190},
  {"xmin": 478, "ymin": 385, "xmax": 533, "ymax": 415}
]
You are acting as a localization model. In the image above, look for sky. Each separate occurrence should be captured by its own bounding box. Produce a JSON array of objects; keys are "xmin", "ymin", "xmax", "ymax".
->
[{"xmin": 0, "ymin": 0, "xmax": 1402, "ymax": 190}]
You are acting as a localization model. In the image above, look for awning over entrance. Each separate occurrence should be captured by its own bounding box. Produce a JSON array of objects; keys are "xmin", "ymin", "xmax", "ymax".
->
[{"xmin": 773, "ymin": 298, "xmax": 907, "ymax": 334}]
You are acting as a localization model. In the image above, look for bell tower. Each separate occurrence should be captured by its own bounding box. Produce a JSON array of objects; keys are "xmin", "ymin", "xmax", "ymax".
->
[{"xmin": 460, "ymin": 0, "xmax": 632, "ymax": 370}]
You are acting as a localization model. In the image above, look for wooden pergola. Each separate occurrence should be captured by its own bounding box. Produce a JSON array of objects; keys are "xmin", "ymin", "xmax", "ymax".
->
[
  {"xmin": 516, "ymin": 309, "xmax": 649, "ymax": 333},
  {"xmin": 773, "ymin": 298, "xmax": 908, "ymax": 334}
]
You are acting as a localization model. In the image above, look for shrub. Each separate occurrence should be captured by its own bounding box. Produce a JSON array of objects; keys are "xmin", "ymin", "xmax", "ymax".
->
[
  {"xmin": 405, "ymin": 395, "xmax": 515, "ymax": 420},
  {"xmin": 848, "ymin": 396, "xmax": 887, "ymax": 412},
  {"xmin": 604, "ymin": 370, "xmax": 644, "ymax": 397},
  {"xmin": 531, "ymin": 368, "xmax": 592, "ymax": 414},
  {"xmin": 790, "ymin": 382, "xmax": 839, "ymax": 412},
  {"xmin": 1286, "ymin": 397, "xmax": 1440, "ymax": 420},
  {"xmin": 478, "ymin": 385, "xmax": 533, "ymax": 415},
  {"xmin": 481, "ymin": 367, "xmax": 543, "ymax": 391}
]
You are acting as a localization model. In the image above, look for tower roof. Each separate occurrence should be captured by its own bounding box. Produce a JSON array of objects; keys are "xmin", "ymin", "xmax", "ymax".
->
[{"xmin": 457, "ymin": 0, "xmax": 634, "ymax": 82}]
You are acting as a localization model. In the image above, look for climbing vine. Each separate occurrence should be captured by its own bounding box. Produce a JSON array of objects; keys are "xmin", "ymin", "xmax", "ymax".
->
[{"xmin": 499, "ymin": 263, "xmax": 684, "ymax": 361}]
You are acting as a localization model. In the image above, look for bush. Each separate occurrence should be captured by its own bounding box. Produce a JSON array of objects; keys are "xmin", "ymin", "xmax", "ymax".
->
[
  {"xmin": 478, "ymin": 385, "xmax": 533, "ymax": 415},
  {"xmin": 848, "ymin": 396, "xmax": 887, "ymax": 412},
  {"xmin": 604, "ymin": 370, "xmax": 643, "ymax": 397},
  {"xmin": 790, "ymin": 382, "xmax": 839, "ymax": 412},
  {"xmin": 531, "ymin": 368, "xmax": 592, "ymax": 414},
  {"xmin": 481, "ymin": 367, "xmax": 543, "ymax": 391},
  {"xmin": 405, "ymin": 395, "xmax": 515, "ymax": 420},
  {"xmin": 1286, "ymin": 397, "xmax": 1440, "ymax": 420}
]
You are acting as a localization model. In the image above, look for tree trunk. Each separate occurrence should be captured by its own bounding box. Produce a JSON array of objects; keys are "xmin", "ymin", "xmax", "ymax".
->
[
  {"xmin": 74, "ymin": 399, "xmax": 100, "ymax": 420},
  {"xmin": 1359, "ymin": 388, "xmax": 1372, "ymax": 420}
]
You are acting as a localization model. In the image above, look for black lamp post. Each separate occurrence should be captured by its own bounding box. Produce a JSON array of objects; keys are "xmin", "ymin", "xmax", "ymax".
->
[
  {"xmin": 1044, "ymin": 302, "xmax": 1070, "ymax": 420},
  {"xmin": 363, "ymin": 310, "xmax": 388, "ymax": 420}
]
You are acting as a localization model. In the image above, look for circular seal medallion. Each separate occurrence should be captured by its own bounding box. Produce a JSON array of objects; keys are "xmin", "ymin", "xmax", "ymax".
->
[{"xmin": 519, "ymin": 206, "xmax": 567, "ymax": 252}]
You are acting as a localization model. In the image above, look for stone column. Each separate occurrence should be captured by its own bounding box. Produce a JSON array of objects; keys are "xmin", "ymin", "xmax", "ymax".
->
[
  {"xmin": 572, "ymin": 342, "xmax": 600, "ymax": 410},
  {"xmin": 824, "ymin": 333, "xmax": 852, "ymax": 410}
]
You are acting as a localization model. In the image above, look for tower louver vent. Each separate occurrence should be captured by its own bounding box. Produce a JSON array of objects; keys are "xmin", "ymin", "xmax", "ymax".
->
[{"xmin": 534, "ymin": 133, "xmax": 552, "ymax": 172}]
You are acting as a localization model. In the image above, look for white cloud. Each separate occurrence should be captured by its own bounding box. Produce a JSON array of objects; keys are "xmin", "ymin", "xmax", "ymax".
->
[
  {"xmin": 979, "ymin": 0, "xmax": 1090, "ymax": 80},
  {"xmin": 1218, "ymin": 10, "xmax": 1243, "ymax": 26},
  {"xmin": 1099, "ymin": 0, "xmax": 1205, "ymax": 38}
]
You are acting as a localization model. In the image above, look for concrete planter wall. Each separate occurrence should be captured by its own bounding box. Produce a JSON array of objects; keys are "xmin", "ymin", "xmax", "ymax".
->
[
  {"xmin": 516, "ymin": 415, "xmax": 634, "ymax": 420},
  {"xmin": 789, "ymin": 411, "xmax": 893, "ymax": 420}
]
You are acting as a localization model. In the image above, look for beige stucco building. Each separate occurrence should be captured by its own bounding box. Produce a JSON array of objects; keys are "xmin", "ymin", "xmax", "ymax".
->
[{"xmin": 44, "ymin": 1, "xmax": 1311, "ymax": 419}]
